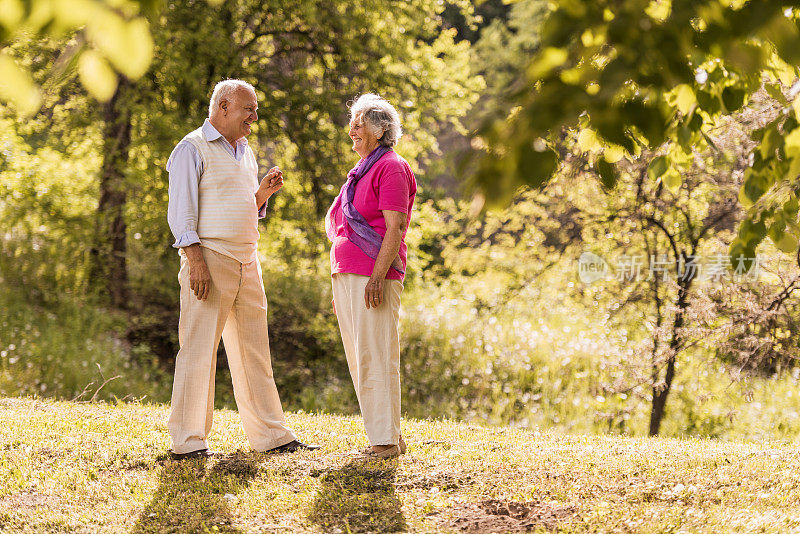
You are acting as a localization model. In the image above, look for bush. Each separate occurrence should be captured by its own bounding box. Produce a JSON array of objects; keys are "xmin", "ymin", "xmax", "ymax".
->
[{"xmin": 0, "ymin": 281, "xmax": 167, "ymax": 402}]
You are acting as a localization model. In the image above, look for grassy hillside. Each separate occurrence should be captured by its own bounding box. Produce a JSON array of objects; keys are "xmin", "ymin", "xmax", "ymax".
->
[{"xmin": 1, "ymin": 397, "xmax": 799, "ymax": 533}]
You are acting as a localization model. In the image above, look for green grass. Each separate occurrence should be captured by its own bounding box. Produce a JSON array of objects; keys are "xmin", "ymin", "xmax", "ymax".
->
[{"xmin": 2, "ymin": 397, "xmax": 800, "ymax": 533}]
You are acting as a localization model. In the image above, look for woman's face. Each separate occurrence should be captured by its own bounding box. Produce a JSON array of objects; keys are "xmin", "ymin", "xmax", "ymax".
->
[{"xmin": 348, "ymin": 114, "xmax": 380, "ymax": 157}]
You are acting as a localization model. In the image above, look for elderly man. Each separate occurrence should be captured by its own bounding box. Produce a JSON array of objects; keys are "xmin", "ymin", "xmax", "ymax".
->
[{"xmin": 166, "ymin": 79, "xmax": 317, "ymax": 459}]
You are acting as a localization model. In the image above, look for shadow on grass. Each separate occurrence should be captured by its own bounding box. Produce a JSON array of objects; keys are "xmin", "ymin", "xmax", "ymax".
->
[
  {"xmin": 131, "ymin": 452, "xmax": 261, "ymax": 534},
  {"xmin": 309, "ymin": 459, "xmax": 406, "ymax": 533}
]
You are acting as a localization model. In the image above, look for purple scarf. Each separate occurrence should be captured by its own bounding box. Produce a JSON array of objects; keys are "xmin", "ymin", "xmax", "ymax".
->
[{"xmin": 326, "ymin": 146, "xmax": 404, "ymax": 275}]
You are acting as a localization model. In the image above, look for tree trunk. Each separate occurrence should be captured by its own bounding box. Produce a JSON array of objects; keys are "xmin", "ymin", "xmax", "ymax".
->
[
  {"xmin": 649, "ymin": 275, "xmax": 691, "ymax": 436},
  {"xmin": 89, "ymin": 77, "xmax": 132, "ymax": 308},
  {"xmin": 648, "ymin": 348, "xmax": 676, "ymax": 436}
]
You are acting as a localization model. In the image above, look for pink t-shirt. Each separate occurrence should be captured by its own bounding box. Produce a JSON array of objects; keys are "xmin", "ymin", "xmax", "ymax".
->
[{"xmin": 328, "ymin": 151, "xmax": 417, "ymax": 281}]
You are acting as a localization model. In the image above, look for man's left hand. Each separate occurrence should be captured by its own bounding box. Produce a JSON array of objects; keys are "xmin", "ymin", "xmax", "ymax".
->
[{"xmin": 259, "ymin": 166, "xmax": 284, "ymax": 196}]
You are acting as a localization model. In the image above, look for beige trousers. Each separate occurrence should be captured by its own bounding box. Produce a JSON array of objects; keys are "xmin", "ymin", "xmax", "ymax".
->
[
  {"xmin": 332, "ymin": 273, "xmax": 403, "ymax": 446},
  {"xmin": 169, "ymin": 247, "xmax": 296, "ymax": 454}
]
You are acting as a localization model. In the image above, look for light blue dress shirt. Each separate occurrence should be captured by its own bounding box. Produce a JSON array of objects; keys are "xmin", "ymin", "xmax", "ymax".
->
[{"xmin": 166, "ymin": 119, "xmax": 267, "ymax": 248}]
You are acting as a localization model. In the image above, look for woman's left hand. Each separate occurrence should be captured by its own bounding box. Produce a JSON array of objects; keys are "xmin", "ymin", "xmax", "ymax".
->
[{"xmin": 364, "ymin": 276, "xmax": 384, "ymax": 309}]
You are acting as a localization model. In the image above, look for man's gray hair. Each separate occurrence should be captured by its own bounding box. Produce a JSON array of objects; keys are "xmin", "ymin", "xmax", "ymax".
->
[
  {"xmin": 349, "ymin": 93, "xmax": 403, "ymax": 147},
  {"xmin": 209, "ymin": 79, "xmax": 256, "ymax": 117}
]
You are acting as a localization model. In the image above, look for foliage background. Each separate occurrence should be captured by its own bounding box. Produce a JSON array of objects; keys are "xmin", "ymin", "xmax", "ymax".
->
[{"xmin": 3, "ymin": 0, "xmax": 800, "ymax": 441}]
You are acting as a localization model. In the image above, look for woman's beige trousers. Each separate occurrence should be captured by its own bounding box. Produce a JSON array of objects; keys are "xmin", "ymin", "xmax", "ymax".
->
[{"xmin": 332, "ymin": 273, "xmax": 403, "ymax": 446}]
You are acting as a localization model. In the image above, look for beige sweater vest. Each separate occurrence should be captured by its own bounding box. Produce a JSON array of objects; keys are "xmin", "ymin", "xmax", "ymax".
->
[{"xmin": 183, "ymin": 128, "xmax": 260, "ymax": 263}]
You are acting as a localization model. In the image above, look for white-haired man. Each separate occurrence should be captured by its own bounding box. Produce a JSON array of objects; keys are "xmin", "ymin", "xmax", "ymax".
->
[{"xmin": 166, "ymin": 79, "xmax": 317, "ymax": 459}]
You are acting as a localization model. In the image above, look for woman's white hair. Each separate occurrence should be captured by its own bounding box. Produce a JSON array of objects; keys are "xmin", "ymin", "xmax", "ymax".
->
[
  {"xmin": 209, "ymin": 79, "xmax": 255, "ymax": 117},
  {"xmin": 349, "ymin": 93, "xmax": 403, "ymax": 147}
]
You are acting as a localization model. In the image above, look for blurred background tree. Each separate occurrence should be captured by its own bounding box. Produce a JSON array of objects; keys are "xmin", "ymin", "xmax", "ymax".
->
[
  {"xmin": 0, "ymin": 0, "xmax": 163, "ymax": 114},
  {"xmin": 468, "ymin": 0, "xmax": 800, "ymax": 264}
]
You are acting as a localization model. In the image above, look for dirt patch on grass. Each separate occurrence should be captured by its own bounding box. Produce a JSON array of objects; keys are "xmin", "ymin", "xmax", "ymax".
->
[
  {"xmin": 213, "ymin": 453, "xmax": 261, "ymax": 479},
  {"xmin": 445, "ymin": 498, "xmax": 577, "ymax": 533},
  {"xmin": 310, "ymin": 461, "xmax": 406, "ymax": 533},
  {"xmin": 396, "ymin": 469, "xmax": 473, "ymax": 491},
  {"xmin": 1, "ymin": 491, "xmax": 60, "ymax": 509}
]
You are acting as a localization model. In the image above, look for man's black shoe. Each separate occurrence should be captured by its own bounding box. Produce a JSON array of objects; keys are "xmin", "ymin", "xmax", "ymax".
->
[
  {"xmin": 170, "ymin": 448, "xmax": 218, "ymax": 460},
  {"xmin": 267, "ymin": 440, "xmax": 320, "ymax": 454}
]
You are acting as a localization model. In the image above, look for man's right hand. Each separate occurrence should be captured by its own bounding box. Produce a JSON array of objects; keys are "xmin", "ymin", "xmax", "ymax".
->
[{"xmin": 184, "ymin": 244, "xmax": 211, "ymax": 301}]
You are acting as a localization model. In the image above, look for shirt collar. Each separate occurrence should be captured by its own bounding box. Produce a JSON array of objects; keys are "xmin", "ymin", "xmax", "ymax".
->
[{"xmin": 202, "ymin": 118, "xmax": 248, "ymax": 147}]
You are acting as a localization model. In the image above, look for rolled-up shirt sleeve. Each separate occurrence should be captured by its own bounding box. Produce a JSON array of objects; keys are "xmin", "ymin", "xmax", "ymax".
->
[{"xmin": 167, "ymin": 141, "xmax": 203, "ymax": 248}]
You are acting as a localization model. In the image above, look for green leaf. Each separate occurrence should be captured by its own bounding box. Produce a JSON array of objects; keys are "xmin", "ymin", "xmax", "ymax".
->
[
  {"xmin": 86, "ymin": 13, "xmax": 154, "ymax": 80},
  {"xmin": 784, "ymin": 116, "xmax": 799, "ymax": 135},
  {"xmin": 739, "ymin": 216, "xmax": 768, "ymax": 250},
  {"xmin": 677, "ymin": 125, "xmax": 692, "ymax": 149},
  {"xmin": 775, "ymin": 60, "xmax": 798, "ymax": 85},
  {"xmin": 647, "ymin": 156, "xmax": 669, "ymax": 180},
  {"xmin": 760, "ymin": 125, "xmax": 783, "ymax": 158},
  {"xmin": 603, "ymin": 144, "xmax": 625, "ymax": 163},
  {"xmin": 0, "ymin": 52, "xmax": 43, "ymax": 116},
  {"xmin": 688, "ymin": 112, "xmax": 703, "ymax": 132},
  {"xmin": 707, "ymin": 65, "xmax": 725, "ymax": 85},
  {"xmin": 784, "ymin": 196, "xmax": 799, "ymax": 218},
  {"xmin": 674, "ymin": 84, "xmax": 697, "ymax": 115},
  {"xmin": 765, "ymin": 83, "xmax": 789, "ymax": 105},
  {"xmin": 769, "ymin": 222, "xmax": 798, "ymax": 253},
  {"xmin": 528, "ymin": 47, "xmax": 568, "ymax": 79},
  {"xmin": 596, "ymin": 157, "xmax": 617, "ymax": 189},
  {"xmin": 784, "ymin": 126, "xmax": 800, "ymax": 159},
  {"xmin": 768, "ymin": 219, "xmax": 785, "ymax": 241},
  {"xmin": 122, "ymin": 18, "xmax": 154, "ymax": 79},
  {"xmin": 620, "ymin": 101, "xmax": 666, "ymax": 146},
  {"xmin": 723, "ymin": 41, "xmax": 766, "ymax": 72},
  {"xmin": 793, "ymin": 95, "xmax": 800, "ymax": 123},
  {"xmin": 786, "ymin": 218, "xmax": 800, "ymax": 236},
  {"xmin": 77, "ymin": 51, "xmax": 118, "ymax": 102},
  {"xmin": 695, "ymin": 89, "xmax": 721, "ymax": 115},
  {"xmin": 721, "ymin": 86, "xmax": 746, "ymax": 113},
  {"xmin": 729, "ymin": 239, "xmax": 757, "ymax": 272},
  {"xmin": 765, "ymin": 15, "xmax": 800, "ymax": 65},
  {"xmin": 593, "ymin": 115, "xmax": 635, "ymax": 153},
  {"xmin": 662, "ymin": 167, "xmax": 682, "ymax": 193},
  {"xmin": 645, "ymin": 0, "xmax": 670, "ymax": 22},
  {"xmin": 577, "ymin": 128, "xmax": 602, "ymax": 153},
  {"xmin": 700, "ymin": 130, "xmax": 719, "ymax": 152},
  {"xmin": 751, "ymin": 150, "xmax": 767, "ymax": 171},
  {"xmin": 740, "ymin": 169, "xmax": 769, "ymax": 206},
  {"xmin": 0, "ymin": 0, "xmax": 24, "ymax": 28},
  {"xmin": 738, "ymin": 185, "xmax": 753, "ymax": 208},
  {"xmin": 516, "ymin": 144, "xmax": 557, "ymax": 189}
]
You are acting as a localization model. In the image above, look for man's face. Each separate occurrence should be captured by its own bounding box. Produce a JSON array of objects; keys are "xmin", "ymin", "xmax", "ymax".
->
[{"xmin": 220, "ymin": 88, "xmax": 258, "ymax": 140}]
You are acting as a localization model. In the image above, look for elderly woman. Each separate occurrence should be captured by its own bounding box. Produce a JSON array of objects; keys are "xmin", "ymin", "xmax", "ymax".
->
[{"xmin": 325, "ymin": 94, "xmax": 417, "ymax": 459}]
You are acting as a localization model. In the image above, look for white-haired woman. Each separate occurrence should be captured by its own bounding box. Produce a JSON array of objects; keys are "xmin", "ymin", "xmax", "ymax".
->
[{"xmin": 325, "ymin": 94, "xmax": 417, "ymax": 458}]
